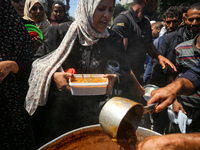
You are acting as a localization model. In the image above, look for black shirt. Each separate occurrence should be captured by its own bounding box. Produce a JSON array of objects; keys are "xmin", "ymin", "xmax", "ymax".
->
[{"xmin": 112, "ymin": 8, "xmax": 152, "ymax": 82}]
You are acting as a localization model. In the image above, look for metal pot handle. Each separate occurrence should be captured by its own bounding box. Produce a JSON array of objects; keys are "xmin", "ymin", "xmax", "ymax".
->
[{"xmin": 143, "ymin": 103, "xmax": 157, "ymax": 114}]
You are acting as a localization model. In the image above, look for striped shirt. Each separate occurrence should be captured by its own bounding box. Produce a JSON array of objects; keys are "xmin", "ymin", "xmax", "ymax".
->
[{"xmin": 175, "ymin": 35, "xmax": 200, "ymax": 108}]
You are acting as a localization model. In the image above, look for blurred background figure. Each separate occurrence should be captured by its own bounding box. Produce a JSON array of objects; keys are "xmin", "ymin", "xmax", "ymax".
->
[
  {"xmin": 143, "ymin": 5, "xmax": 183, "ymax": 135},
  {"xmin": 151, "ymin": 21, "xmax": 163, "ymax": 40},
  {"xmin": 143, "ymin": 21, "xmax": 163, "ymax": 84},
  {"xmin": 10, "ymin": 0, "xmax": 44, "ymax": 51},
  {"xmin": 0, "ymin": 0, "xmax": 36, "ymax": 149},
  {"xmin": 10, "ymin": 0, "xmax": 24, "ymax": 17},
  {"xmin": 159, "ymin": 6, "xmax": 183, "ymax": 37},
  {"xmin": 50, "ymin": 1, "xmax": 70, "ymax": 25},
  {"xmin": 10, "ymin": 0, "xmax": 35, "ymax": 24},
  {"xmin": 24, "ymin": 0, "xmax": 51, "ymax": 39},
  {"xmin": 149, "ymin": 6, "xmax": 184, "ymax": 87}
]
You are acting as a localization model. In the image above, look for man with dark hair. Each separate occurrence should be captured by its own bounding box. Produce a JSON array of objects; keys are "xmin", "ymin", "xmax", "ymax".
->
[
  {"xmin": 149, "ymin": 6, "xmax": 183, "ymax": 87},
  {"xmin": 111, "ymin": 0, "xmax": 176, "ymax": 84},
  {"xmin": 144, "ymin": 6, "xmax": 183, "ymax": 85},
  {"xmin": 163, "ymin": 6, "xmax": 183, "ymax": 33},
  {"xmin": 150, "ymin": 4, "xmax": 200, "ymax": 87},
  {"xmin": 170, "ymin": 33, "xmax": 200, "ymax": 133},
  {"xmin": 111, "ymin": 0, "xmax": 176, "ymax": 100},
  {"xmin": 149, "ymin": 3, "xmax": 200, "ymax": 134},
  {"xmin": 143, "ymin": 6, "xmax": 185, "ymax": 134}
]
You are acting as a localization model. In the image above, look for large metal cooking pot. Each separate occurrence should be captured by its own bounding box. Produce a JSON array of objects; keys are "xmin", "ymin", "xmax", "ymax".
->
[{"xmin": 39, "ymin": 124, "xmax": 161, "ymax": 150}]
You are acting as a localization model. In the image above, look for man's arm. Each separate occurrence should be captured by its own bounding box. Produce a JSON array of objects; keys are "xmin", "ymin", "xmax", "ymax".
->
[
  {"xmin": 148, "ymin": 42, "xmax": 177, "ymax": 72},
  {"xmin": 147, "ymin": 75, "xmax": 194, "ymax": 113},
  {"xmin": 147, "ymin": 60, "xmax": 200, "ymax": 113},
  {"xmin": 138, "ymin": 132, "xmax": 200, "ymax": 150}
]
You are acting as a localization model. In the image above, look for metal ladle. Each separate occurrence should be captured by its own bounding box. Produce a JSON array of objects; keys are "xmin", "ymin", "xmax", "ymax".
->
[{"xmin": 99, "ymin": 97, "xmax": 156, "ymax": 141}]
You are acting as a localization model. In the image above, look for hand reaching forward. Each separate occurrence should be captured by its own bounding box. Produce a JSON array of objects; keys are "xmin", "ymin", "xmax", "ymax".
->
[
  {"xmin": 0, "ymin": 61, "xmax": 19, "ymax": 82},
  {"xmin": 158, "ymin": 55, "xmax": 177, "ymax": 72},
  {"xmin": 53, "ymin": 72, "xmax": 74, "ymax": 92},
  {"xmin": 147, "ymin": 85, "xmax": 177, "ymax": 113},
  {"xmin": 103, "ymin": 74, "xmax": 117, "ymax": 94}
]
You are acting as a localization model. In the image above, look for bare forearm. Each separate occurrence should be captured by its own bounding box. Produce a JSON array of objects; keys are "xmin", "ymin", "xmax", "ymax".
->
[
  {"xmin": 138, "ymin": 133, "xmax": 200, "ymax": 150},
  {"xmin": 172, "ymin": 78, "xmax": 194, "ymax": 96},
  {"xmin": 147, "ymin": 43, "xmax": 160, "ymax": 59},
  {"xmin": 8, "ymin": 61, "xmax": 19, "ymax": 73},
  {"xmin": 123, "ymin": 38, "xmax": 128, "ymax": 51},
  {"xmin": 170, "ymin": 133, "xmax": 200, "ymax": 150},
  {"xmin": 147, "ymin": 77, "xmax": 194, "ymax": 113}
]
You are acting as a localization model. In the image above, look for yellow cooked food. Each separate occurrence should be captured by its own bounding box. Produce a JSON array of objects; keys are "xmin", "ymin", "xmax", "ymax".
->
[{"xmin": 71, "ymin": 78, "xmax": 107, "ymax": 83}]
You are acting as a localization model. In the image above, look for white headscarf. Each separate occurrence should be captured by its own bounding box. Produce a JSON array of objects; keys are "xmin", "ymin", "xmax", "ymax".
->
[
  {"xmin": 25, "ymin": 0, "xmax": 110, "ymax": 115},
  {"xmin": 23, "ymin": 0, "xmax": 51, "ymax": 36}
]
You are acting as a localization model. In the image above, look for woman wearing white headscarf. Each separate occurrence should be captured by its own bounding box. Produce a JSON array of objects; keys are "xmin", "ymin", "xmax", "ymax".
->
[
  {"xmin": 24, "ymin": 0, "xmax": 51, "ymax": 38},
  {"xmin": 25, "ymin": 0, "xmax": 130, "ymax": 147}
]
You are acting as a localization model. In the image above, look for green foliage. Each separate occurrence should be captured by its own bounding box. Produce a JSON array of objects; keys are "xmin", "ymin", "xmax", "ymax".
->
[
  {"xmin": 114, "ymin": 0, "xmax": 200, "ymax": 21},
  {"xmin": 150, "ymin": 0, "xmax": 200, "ymax": 21},
  {"xmin": 69, "ymin": 16, "xmax": 75, "ymax": 21},
  {"xmin": 113, "ymin": 3, "xmax": 126, "ymax": 19}
]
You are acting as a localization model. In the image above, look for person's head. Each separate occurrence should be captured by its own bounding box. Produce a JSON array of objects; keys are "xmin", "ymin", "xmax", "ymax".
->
[
  {"xmin": 132, "ymin": 0, "xmax": 158, "ymax": 17},
  {"xmin": 93, "ymin": 0, "xmax": 115, "ymax": 32},
  {"xmin": 52, "ymin": 1, "xmax": 66, "ymax": 21},
  {"xmin": 10, "ymin": 0, "xmax": 25, "ymax": 17},
  {"xmin": 30, "ymin": 2, "xmax": 44, "ymax": 23},
  {"xmin": 184, "ymin": 3, "xmax": 200, "ymax": 37},
  {"xmin": 178, "ymin": 2, "xmax": 191, "ymax": 26},
  {"xmin": 151, "ymin": 21, "xmax": 163, "ymax": 38},
  {"xmin": 75, "ymin": 0, "xmax": 115, "ymax": 34},
  {"xmin": 24, "ymin": 0, "xmax": 45, "ymax": 23},
  {"xmin": 144, "ymin": 0, "xmax": 158, "ymax": 16},
  {"xmin": 163, "ymin": 6, "xmax": 183, "ymax": 33}
]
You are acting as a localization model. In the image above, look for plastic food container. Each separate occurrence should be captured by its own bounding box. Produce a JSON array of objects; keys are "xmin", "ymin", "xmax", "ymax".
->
[{"xmin": 69, "ymin": 74, "xmax": 108, "ymax": 96}]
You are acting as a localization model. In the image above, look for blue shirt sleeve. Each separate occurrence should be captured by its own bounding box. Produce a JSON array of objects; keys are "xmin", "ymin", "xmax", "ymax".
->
[{"xmin": 180, "ymin": 61, "xmax": 200, "ymax": 90}]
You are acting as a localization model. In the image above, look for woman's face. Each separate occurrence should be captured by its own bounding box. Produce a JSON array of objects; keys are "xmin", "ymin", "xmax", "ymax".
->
[
  {"xmin": 30, "ymin": 2, "xmax": 44, "ymax": 23},
  {"xmin": 10, "ymin": 0, "xmax": 25, "ymax": 18},
  {"xmin": 53, "ymin": 4, "xmax": 65, "ymax": 21},
  {"xmin": 93, "ymin": 0, "xmax": 115, "ymax": 33}
]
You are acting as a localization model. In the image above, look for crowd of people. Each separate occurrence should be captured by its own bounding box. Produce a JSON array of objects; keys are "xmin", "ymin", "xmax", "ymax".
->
[{"xmin": 1, "ymin": 0, "xmax": 200, "ymax": 149}]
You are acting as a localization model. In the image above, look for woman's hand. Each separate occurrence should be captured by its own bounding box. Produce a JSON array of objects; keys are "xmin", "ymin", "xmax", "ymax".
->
[
  {"xmin": 0, "ymin": 61, "xmax": 19, "ymax": 82},
  {"xmin": 103, "ymin": 74, "xmax": 117, "ymax": 94},
  {"xmin": 32, "ymin": 36, "xmax": 42, "ymax": 51},
  {"xmin": 53, "ymin": 72, "xmax": 74, "ymax": 92}
]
